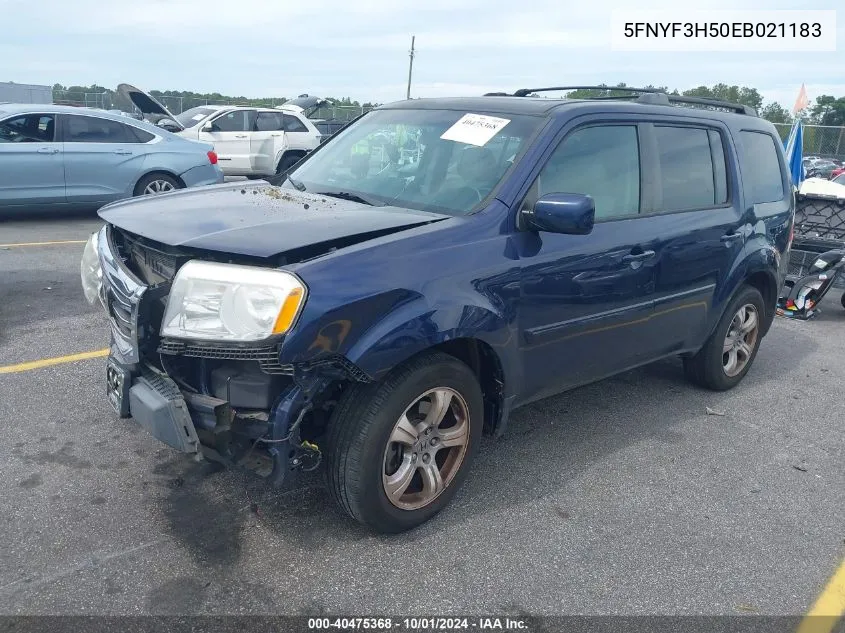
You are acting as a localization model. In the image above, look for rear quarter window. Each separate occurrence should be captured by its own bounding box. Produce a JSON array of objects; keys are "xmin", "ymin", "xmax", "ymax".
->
[
  {"xmin": 739, "ymin": 130, "xmax": 785, "ymax": 204},
  {"xmin": 128, "ymin": 126, "xmax": 155, "ymax": 143}
]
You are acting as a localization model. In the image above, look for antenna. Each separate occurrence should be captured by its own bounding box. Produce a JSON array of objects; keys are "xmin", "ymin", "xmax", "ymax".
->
[{"xmin": 406, "ymin": 35, "xmax": 415, "ymax": 100}]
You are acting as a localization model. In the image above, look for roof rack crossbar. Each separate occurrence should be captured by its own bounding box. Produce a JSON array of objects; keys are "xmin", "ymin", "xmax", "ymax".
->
[{"xmin": 493, "ymin": 85, "xmax": 757, "ymax": 116}]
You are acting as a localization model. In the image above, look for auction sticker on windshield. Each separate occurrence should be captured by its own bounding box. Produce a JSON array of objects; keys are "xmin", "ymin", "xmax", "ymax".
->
[{"xmin": 440, "ymin": 113, "xmax": 510, "ymax": 146}]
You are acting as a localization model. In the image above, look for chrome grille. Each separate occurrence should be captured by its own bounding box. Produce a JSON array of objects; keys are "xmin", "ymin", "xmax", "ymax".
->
[{"xmin": 100, "ymin": 226, "xmax": 147, "ymax": 363}]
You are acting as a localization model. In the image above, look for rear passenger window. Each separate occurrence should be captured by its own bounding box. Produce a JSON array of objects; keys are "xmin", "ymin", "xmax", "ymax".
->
[
  {"xmin": 739, "ymin": 131, "xmax": 786, "ymax": 203},
  {"xmin": 64, "ymin": 115, "xmax": 134, "ymax": 143},
  {"xmin": 537, "ymin": 125, "xmax": 640, "ymax": 220},
  {"xmin": 654, "ymin": 126, "xmax": 727, "ymax": 211}
]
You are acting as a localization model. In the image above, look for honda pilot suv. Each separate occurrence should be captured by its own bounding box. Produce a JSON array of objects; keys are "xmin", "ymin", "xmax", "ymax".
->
[{"xmin": 81, "ymin": 87, "xmax": 795, "ymax": 533}]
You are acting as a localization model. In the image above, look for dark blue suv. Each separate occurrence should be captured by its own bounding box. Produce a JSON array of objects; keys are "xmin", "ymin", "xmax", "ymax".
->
[{"xmin": 81, "ymin": 87, "xmax": 795, "ymax": 533}]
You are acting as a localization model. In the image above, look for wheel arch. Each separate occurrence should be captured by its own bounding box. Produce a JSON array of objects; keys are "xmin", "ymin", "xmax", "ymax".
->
[
  {"xmin": 744, "ymin": 268, "xmax": 778, "ymax": 334},
  {"xmin": 274, "ymin": 149, "xmax": 307, "ymax": 172},
  {"xmin": 133, "ymin": 169, "xmax": 185, "ymax": 196},
  {"xmin": 312, "ymin": 300, "xmax": 515, "ymax": 437}
]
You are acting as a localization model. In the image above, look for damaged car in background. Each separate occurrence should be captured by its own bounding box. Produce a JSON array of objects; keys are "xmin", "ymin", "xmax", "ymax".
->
[{"xmin": 82, "ymin": 88, "xmax": 793, "ymax": 533}]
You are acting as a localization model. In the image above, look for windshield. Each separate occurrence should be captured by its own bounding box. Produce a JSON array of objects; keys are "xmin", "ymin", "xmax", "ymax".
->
[
  {"xmin": 175, "ymin": 107, "xmax": 218, "ymax": 128},
  {"xmin": 285, "ymin": 108, "xmax": 543, "ymax": 215}
]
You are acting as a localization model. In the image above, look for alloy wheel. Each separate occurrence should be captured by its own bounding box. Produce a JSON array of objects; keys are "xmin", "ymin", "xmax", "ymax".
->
[
  {"xmin": 722, "ymin": 303, "xmax": 759, "ymax": 377},
  {"xmin": 382, "ymin": 387, "xmax": 471, "ymax": 510},
  {"xmin": 143, "ymin": 179, "xmax": 176, "ymax": 195}
]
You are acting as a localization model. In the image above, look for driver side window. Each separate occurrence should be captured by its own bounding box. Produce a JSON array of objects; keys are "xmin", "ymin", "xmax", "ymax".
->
[{"xmin": 528, "ymin": 124, "xmax": 641, "ymax": 221}]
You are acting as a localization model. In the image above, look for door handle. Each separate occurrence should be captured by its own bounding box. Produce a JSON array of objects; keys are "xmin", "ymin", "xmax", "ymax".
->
[
  {"xmin": 37, "ymin": 147, "xmax": 59, "ymax": 154},
  {"xmin": 113, "ymin": 150, "xmax": 133, "ymax": 155},
  {"xmin": 622, "ymin": 250, "xmax": 655, "ymax": 263},
  {"xmin": 234, "ymin": 134, "xmax": 248, "ymax": 138},
  {"xmin": 720, "ymin": 232, "xmax": 744, "ymax": 243},
  {"xmin": 271, "ymin": 133, "xmax": 282, "ymax": 137}
]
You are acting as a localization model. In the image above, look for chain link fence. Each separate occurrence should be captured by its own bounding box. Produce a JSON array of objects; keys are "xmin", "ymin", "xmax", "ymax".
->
[{"xmin": 773, "ymin": 123, "xmax": 845, "ymax": 160}]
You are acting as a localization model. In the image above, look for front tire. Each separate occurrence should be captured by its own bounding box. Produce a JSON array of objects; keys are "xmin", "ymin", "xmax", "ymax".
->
[
  {"xmin": 325, "ymin": 351, "xmax": 483, "ymax": 533},
  {"xmin": 684, "ymin": 285, "xmax": 765, "ymax": 391}
]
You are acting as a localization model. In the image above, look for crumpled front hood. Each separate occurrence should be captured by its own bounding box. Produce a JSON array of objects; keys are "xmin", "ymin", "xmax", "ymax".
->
[{"xmin": 98, "ymin": 181, "xmax": 450, "ymax": 258}]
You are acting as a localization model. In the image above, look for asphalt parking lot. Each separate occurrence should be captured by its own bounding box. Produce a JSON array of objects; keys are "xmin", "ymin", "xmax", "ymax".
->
[{"xmin": 1, "ymin": 213, "xmax": 843, "ymax": 620}]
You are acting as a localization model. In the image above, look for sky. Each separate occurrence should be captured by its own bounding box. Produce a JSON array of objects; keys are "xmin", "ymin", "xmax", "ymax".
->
[{"xmin": 0, "ymin": 0, "xmax": 841, "ymax": 109}]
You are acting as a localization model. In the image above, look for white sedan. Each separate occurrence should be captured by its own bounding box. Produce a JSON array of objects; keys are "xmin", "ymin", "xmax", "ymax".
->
[{"xmin": 118, "ymin": 84, "xmax": 321, "ymax": 178}]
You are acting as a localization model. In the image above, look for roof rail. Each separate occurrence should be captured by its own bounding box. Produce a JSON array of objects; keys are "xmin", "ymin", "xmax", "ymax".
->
[
  {"xmin": 511, "ymin": 86, "xmax": 665, "ymax": 97},
  {"xmin": 490, "ymin": 85, "xmax": 757, "ymax": 116}
]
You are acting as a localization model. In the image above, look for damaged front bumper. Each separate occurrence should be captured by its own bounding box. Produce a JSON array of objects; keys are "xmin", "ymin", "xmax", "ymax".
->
[
  {"xmin": 96, "ymin": 224, "xmax": 366, "ymax": 484},
  {"xmin": 106, "ymin": 342, "xmax": 335, "ymax": 484}
]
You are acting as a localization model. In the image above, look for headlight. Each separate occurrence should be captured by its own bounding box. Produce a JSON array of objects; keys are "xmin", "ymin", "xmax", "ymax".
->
[
  {"xmin": 80, "ymin": 231, "xmax": 102, "ymax": 305},
  {"xmin": 160, "ymin": 260, "xmax": 307, "ymax": 342}
]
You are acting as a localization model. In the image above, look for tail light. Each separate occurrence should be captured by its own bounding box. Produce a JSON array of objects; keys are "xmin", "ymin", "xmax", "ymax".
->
[{"xmin": 207, "ymin": 151, "xmax": 218, "ymax": 165}]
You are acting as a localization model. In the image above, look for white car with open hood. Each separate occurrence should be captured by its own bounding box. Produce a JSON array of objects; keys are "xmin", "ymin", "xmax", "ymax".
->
[{"xmin": 117, "ymin": 84, "xmax": 321, "ymax": 179}]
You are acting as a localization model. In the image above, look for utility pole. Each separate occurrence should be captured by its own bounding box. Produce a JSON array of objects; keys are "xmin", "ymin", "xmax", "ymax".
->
[{"xmin": 406, "ymin": 35, "xmax": 415, "ymax": 100}]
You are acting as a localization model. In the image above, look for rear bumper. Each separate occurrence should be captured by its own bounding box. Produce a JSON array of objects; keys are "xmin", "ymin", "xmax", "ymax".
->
[{"xmin": 180, "ymin": 163, "xmax": 224, "ymax": 188}]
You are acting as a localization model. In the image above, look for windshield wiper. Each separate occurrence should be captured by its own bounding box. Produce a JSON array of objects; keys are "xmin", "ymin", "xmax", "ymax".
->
[
  {"xmin": 285, "ymin": 173, "xmax": 306, "ymax": 191},
  {"xmin": 316, "ymin": 190, "xmax": 382, "ymax": 206}
]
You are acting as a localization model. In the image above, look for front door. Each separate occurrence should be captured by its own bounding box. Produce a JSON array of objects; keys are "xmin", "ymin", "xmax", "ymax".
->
[
  {"xmin": 0, "ymin": 112, "xmax": 65, "ymax": 206},
  {"xmin": 516, "ymin": 122, "xmax": 662, "ymax": 402},
  {"xmin": 200, "ymin": 110, "xmax": 255, "ymax": 175}
]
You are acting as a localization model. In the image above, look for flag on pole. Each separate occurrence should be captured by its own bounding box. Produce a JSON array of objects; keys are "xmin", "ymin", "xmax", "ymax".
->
[
  {"xmin": 784, "ymin": 118, "xmax": 804, "ymax": 188},
  {"xmin": 792, "ymin": 83, "xmax": 810, "ymax": 115}
]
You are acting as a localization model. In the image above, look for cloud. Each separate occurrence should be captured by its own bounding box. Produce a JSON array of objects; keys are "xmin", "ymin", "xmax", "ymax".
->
[{"xmin": 1, "ymin": 0, "xmax": 843, "ymax": 107}]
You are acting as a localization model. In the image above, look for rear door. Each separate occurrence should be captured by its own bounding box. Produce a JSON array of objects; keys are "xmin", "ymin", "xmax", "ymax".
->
[
  {"xmin": 282, "ymin": 113, "xmax": 316, "ymax": 152},
  {"xmin": 60, "ymin": 114, "xmax": 146, "ymax": 204},
  {"xmin": 637, "ymin": 120, "xmax": 746, "ymax": 355},
  {"xmin": 0, "ymin": 112, "xmax": 65, "ymax": 205},
  {"xmin": 201, "ymin": 110, "xmax": 255, "ymax": 174},
  {"xmin": 251, "ymin": 111, "xmax": 286, "ymax": 175}
]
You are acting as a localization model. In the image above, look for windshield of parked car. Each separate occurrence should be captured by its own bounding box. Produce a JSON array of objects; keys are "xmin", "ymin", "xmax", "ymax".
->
[
  {"xmin": 175, "ymin": 107, "xmax": 218, "ymax": 128},
  {"xmin": 284, "ymin": 108, "xmax": 543, "ymax": 215}
]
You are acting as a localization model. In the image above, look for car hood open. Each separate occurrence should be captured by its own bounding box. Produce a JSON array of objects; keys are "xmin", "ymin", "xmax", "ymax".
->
[
  {"xmin": 98, "ymin": 181, "xmax": 451, "ymax": 259},
  {"xmin": 116, "ymin": 83, "xmax": 184, "ymax": 130},
  {"xmin": 276, "ymin": 94, "xmax": 329, "ymax": 118}
]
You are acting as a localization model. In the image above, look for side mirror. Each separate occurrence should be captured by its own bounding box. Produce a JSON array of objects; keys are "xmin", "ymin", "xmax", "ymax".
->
[
  {"xmin": 523, "ymin": 193, "xmax": 595, "ymax": 235},
  {"xmin": 201, "ymin": 122, "xmax": 214, "ymax": 132}
]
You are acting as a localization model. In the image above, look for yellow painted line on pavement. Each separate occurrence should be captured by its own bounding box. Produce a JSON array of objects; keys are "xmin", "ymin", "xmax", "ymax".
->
[
  {"xmin": 0, "ymin": 349, "xmax": 109, "ymax": 374},
  {"xmin": 0, "ymin": 240, "xmax": 86, "ymax": 248},
  {"xmin": 797, "ymin": 557, "xmax": 845, "ymax": 633}
]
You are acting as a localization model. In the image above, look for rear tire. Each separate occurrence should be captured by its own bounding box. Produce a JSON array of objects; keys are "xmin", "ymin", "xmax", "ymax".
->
[
  {"xmin": 684, "ymin": 285, "xmax": 765, "ymax": 391},
  {"xmin": 134, "ymin": 173, "xmax": 181, "ymax": 196},
  {"xmin": 325, "ymin": 351, "xmax": 483, "ymax": 534},
  {"xmin": 840, "ymin": 292, "xmax": 845, "ymax": 310}
]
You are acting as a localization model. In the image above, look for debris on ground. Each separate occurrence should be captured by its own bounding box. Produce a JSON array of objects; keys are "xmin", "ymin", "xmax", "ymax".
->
[
  {"xmin": 706, "ymin": 407, "xmax": 726, "ymax": 416},
  {"xmin": 792, "ymin": 464, "xmax": 808, "ymax": 473}
]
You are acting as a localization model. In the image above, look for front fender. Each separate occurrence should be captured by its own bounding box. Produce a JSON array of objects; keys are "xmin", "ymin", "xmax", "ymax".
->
[{"xmin": 343, "ymin": 297, "xmax": 514, "ymax": 383}]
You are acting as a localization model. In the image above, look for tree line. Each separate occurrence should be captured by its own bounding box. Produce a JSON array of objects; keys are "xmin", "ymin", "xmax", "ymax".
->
[
  {"xmin": 51, "ymin": 83, "xmax": 379, "ymax": 113},
  {"xmin": 562, "ymin": 83, "xmax": 845, "ymax": 126},
  {"xmin": 50, "ymin": 82, "xmax": 845, "ymax": 126}
]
